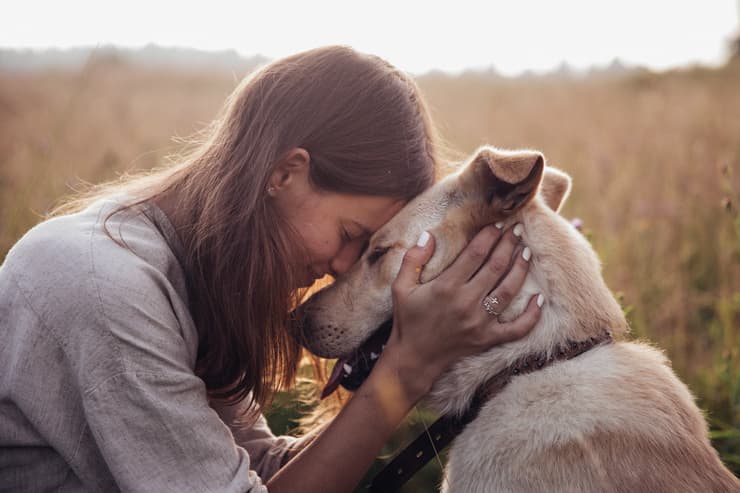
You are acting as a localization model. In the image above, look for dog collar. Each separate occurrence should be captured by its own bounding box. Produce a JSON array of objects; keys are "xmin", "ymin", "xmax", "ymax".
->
[{"xmin": 367, "ymin": 331, "xmax": 614, "ymax": 492}]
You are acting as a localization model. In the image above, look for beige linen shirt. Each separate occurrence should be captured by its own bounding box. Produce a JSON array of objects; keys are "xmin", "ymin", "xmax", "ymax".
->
[{"xmin": 0, "ymin": 197, "xmax": 302, "ymax": 492}]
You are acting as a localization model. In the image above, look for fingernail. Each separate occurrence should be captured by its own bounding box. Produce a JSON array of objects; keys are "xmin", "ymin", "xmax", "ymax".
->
[
  {"xmin": 495, "ymin": 221, "xmax": 504, "ymax": 229},
  {"xmin": 513, "ymin": 223, "xmax": 524, "ymax": 237},
  {"xmin": 417, "ymin": 231, "xmax": 430, "ymax": 247},
  {"xmin": 522, "ymin": 246, "xmax": 531, "ymax": 261},
  {"xmin": 537, "ymin": 293, "xmax": 545, "ymax": 307}
]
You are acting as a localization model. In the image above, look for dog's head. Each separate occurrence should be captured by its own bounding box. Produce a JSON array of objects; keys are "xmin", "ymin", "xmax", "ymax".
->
[{"xmin": 298, "ymin": 146, "xmax": 575, "ymax": 361}]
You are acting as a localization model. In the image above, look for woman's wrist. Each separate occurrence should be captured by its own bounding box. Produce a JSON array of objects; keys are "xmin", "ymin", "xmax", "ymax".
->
[
  {"xmin": 269, "ymin": 348, "xmax": 417, "ymax": 493},
  {"xmin": 370, "ymin": 343, "xmax": 438, "ymax": 406}
]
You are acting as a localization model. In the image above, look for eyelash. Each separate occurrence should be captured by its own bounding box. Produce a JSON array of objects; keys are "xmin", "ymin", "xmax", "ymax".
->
[
  {"xmin": 341, "ymin": 226, "xmax": 371, "ymax": 255},
  {"xmin": 367, "ymin": 246, "xmax": 390, "ymax": 265}
]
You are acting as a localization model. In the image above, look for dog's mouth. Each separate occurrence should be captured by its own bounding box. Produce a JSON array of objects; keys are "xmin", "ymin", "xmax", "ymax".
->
[{"xmin": 320, "ymin": 319, "xmax": 393, "ymax": 399}]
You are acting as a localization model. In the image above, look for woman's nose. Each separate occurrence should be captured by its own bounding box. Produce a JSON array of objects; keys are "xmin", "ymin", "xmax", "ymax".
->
[{"xmin": 330, "ymin": 241, "xmax": 365, "ymax": 276}]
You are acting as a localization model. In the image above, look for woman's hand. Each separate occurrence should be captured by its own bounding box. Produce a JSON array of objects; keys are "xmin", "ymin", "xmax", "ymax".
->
[{"xmin": 379, "ymin": 223, "xmax": 542, "ymax": 403}]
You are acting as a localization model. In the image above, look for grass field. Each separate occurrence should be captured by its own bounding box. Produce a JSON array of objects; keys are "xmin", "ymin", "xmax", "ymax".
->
[{"xmin": 1, "ymin": 56, "xmax": 738, "ymax": 487}]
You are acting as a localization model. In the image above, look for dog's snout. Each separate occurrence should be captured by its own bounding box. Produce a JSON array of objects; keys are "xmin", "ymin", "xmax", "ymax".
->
[{"xmin": 298, "ymin": 316, "xmax": 350, "ymax": 359}]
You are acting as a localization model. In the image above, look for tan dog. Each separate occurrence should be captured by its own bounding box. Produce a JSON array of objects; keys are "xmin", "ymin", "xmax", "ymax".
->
[{"xmin": 299, "ymin": 147, "xmax": 739, "ymax": 492}]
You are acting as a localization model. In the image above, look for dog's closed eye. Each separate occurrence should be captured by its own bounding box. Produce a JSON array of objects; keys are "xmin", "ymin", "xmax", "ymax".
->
[{"xmin": 367, "ymin": 246, "xmax": 390, "ymax": 265}]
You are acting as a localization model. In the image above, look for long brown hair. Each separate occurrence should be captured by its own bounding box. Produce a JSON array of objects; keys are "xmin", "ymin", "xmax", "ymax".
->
[{"xmin": 57, "ymin": 46, "xmax": 438, "ymax": 410}]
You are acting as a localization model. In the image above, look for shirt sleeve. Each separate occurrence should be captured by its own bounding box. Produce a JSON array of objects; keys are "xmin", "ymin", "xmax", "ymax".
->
[
  {"xmin": 211, "ymin": 400, "xmax": 311, "ymax": 481},
  {"xmin": 84, "ymin": 370, "xmax": 268, "ymax": 493}
]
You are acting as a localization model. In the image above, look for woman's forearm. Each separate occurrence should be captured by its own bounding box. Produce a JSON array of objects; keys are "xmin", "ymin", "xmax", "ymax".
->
[{"xmin": 266, "ymin": 352, "xmax": 417, "ymax": 493}]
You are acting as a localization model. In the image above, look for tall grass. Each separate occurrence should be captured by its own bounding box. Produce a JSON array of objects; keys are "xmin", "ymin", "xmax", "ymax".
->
[{"xmin": 1, "ymin": 58, "xmax": 737, "ymax": 485}]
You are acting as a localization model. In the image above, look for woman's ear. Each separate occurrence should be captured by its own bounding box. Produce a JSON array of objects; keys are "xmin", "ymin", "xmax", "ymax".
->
[{"xmin": 268, "ymin": 147, "xmax": 311, "ymax": 196}]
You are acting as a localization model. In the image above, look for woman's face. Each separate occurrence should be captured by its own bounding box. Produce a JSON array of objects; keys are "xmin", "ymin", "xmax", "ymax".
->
[
  {"xmin": 283, "ymin": 191, "xmax": 404, "ymax": 287},
  {"xmin": 270, "ymin": 150, "xmax": 406, "ymax": 288}
]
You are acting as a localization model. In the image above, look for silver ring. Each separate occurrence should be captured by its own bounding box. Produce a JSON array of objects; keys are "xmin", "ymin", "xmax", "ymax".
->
[{"xmin": 482, "ymin": 295, "xmax": 501, "ymax": 316}]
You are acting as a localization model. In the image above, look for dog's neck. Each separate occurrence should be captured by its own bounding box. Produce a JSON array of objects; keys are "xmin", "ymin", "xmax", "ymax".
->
[
  {"xmin": 426, "ymin": 199, "xmax": 628, "ymax": 416},
  {"xmin": 368, "ymin": 329, "xmax": 613, "ymax": 491}
]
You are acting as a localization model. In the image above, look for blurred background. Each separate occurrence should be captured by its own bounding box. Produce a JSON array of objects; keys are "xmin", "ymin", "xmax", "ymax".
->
[{"xmin": 2, "ymin": 0, "xmax": 739, "ymax": 488}]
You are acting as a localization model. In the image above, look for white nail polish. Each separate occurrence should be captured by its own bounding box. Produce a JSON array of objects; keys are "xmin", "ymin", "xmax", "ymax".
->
[
  {"xmin": 495, "ymin": 221, "xmax": 504, "ymax": 229},
  {"xmin": 417, "ymin": 231, "xmax": 430, "ymax": 247},
  {"xmin": 513, "ymin": 223, "xmax": 524, "ymax": 237},
  {"xmin": 522, "ymin": 247, "xmax": 531, "ymax": 261},
  {"xmin": 537, "ymin": 293, "xmax": 545, "ymax": 307}
]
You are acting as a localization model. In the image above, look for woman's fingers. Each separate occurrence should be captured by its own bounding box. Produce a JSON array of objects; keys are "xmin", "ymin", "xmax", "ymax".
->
[
  {"xmin": 485, "ymin": 294, "xmax": 543, "ymax": 347},
  {"xmin": 467, "ymin": 225, "xmax": 522, "ymax": 296},
  {"xmin": 387, "ymin": 225, "xmax": 542, "ymax": 392},
  {"xmin": 392, "ymin": 231, "xmax": 436, "ymax": 295},
  {"xmin": 436, "ymin": 224, "xmax": 504, "ymax": 285},
  {"xmin": 493, "ymin": 245, "xmax": 532, "ymax": 309}
]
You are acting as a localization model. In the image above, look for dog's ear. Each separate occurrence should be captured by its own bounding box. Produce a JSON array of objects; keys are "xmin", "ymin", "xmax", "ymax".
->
[
  {"xmin": 460, "ymin": 146, "xmax": 545, "ymax": 215},
  {"xmin": 539, "ymin": 167, "xmax": 572, "ymax": 213}
]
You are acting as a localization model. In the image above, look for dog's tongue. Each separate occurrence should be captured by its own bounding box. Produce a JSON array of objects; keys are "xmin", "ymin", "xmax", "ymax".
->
[
  {"xmin": 320, "ymin": 320, "xmax": 394, "ymax": 399},
  {"xmin": 321, "ymin": 356, "xmax": 351, "ymax": 399}
]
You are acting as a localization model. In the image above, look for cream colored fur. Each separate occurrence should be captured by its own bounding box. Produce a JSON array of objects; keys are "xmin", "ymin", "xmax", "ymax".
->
[{"xmin": 300, "ymin": 146, "xmax": 739, "ymax": 492}]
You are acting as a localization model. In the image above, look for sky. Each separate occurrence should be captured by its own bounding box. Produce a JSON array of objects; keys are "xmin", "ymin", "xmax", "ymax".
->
[{"xmin": 2, "ymin": 0, "xmax": 738, "ymax": 76}]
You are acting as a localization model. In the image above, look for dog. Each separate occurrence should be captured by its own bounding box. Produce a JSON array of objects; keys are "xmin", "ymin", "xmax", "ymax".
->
[{"xmin": 298, "ymin": 146, "xmax": 739, "ymax": 492}]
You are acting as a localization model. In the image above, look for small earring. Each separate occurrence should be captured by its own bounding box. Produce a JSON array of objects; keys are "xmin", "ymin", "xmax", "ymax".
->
[{"xmin": 267, "ymin": 186, "xmax": 276, "ymax": 195}]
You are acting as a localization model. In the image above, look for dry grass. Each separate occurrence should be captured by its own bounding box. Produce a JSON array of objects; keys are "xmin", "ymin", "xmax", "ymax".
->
[{"xmin": 1, "ymin": 58, "xmax": 738, "ymax": 481}]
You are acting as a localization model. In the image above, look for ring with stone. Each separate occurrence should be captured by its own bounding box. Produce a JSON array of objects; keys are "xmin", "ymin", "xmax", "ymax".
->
[{"xmin": 482, "ymin": 294, "xmax": 502, "ymax": 316}]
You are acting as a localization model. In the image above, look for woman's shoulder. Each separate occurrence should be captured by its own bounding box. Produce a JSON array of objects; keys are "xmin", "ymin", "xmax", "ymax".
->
[
  {"xmin": 3, "ymin": 198, "xmax": 117, "ymax": 285},
  {"xmin": 3, "ymin": 196, "xmax": 190, "ymax": 329},
  {"xmin": 5, "ymin": 197, "xmax": 151, "ymax": 283},
  {"xmin": 2, "ymin": 196, "xmax": 199, "ymax": 378}
]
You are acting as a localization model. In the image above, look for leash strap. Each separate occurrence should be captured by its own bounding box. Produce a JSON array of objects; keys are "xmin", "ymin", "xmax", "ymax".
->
[
  {"xmin": 367, "ymin": 332, "xmax": 613, "ymax": 492},
  {"xmin": 367, "ymin": 413, "xmax": 467, "ymax": 492}
]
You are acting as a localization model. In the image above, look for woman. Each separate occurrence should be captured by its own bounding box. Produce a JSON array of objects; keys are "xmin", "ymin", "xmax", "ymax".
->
[{"xmin": 0, "ymin": 46, "xmax": 541, "ymax": 492}]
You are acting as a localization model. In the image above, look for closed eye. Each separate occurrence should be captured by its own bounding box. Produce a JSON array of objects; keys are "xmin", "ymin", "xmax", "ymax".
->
[{"xmin": 367, "ymin": 246, "xmax": 390, "ymax": 265}]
